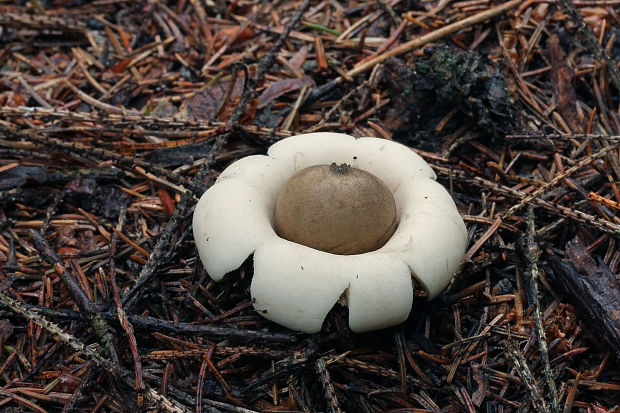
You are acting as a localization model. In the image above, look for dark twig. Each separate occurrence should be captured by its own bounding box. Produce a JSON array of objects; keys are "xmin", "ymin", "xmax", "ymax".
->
[
  {"xmin": 396, "ymin": 330, "xmax": 433, "ymax": 386},
  {"xmin": 502, "ymin": 341, "xmax": 547, "ymax": 412},
  {"xmin": 196, "ymin": 348, "xmax": 214, "ymax": 413},
  {"xmin": 30, "ymin": 231, "xmax": 121, "ymax": 366},
  {"xmin": 0, "ymin": 124, "xmax": 190, "ymax": 189},
  {"xmin": 120, "ymin": 188, "xmax": 195, "ymax": 310},
  {"xmin": 109, "ymin": 221, "xmax": 144, "ymax": 397},
  {"xmin": 434, "ymin": 165, "xmax": 620, "ymax": 235},
  {"xmin": 557, "ymin": 0, "xmax": 620, "ymax": 91},
  {"xmin": 229, "ymin": 0, "xmax": 313, "ymax": 126},
  {"xmin": 60, "ymin": 364, "xmax": 94, "ymax": 413},
  {"xmin": 0, "ymin": 293, "xmax": 191, "ymax": 412},
  {"xmin": 523, "ymin": 206, "xmax": 560, "ymax": 413},
  {"xmin": 315, "ymin": 357, "xmax": 342, "ymax": 413},
  {"xmin": 0, "ymin": 292, "xmax": 117, "ymax": 372},
  {"xmin": 507, "ymin": 134, "xmax": 620, "ymax": 141},
  {"xmin": 11, "ymin": 303, "xmax": 298, "ymax": 344},
  {"xmin": 131, "ymin": 315, "xmax": 298, "ymax": 344},
  {"xmin": 504, "ymin": 143, "xmax": 620, "ymax": 217}
]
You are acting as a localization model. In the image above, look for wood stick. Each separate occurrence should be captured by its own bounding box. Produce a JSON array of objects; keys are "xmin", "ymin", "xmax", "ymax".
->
[
  {"xmin": 307, "ymin": 0, "xmax": 522, "ymax": 102},
  {"xmin": 346, "ymin": 0, "xmax": 523, "ymax": 78}
]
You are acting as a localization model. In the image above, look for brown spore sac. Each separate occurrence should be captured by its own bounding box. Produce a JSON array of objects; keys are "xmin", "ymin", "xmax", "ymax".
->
[{"xmin": 274, "ymin": 163, "xmax": 397, "ymax": 255}]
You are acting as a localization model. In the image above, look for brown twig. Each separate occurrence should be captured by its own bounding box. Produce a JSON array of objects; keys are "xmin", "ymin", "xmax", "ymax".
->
[
  {"xmin": 110, "ymin": 208, "xmax": 144, "ymax": 399},
  {"xmin": 504, "ymin": 143, "xmax": 620, "ymax": 217}
]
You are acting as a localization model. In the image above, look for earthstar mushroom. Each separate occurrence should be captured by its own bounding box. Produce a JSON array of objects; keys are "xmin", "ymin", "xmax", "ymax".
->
[{"xmin": 193, "ymin": 133, "xmax": 467, "ymax": 333}]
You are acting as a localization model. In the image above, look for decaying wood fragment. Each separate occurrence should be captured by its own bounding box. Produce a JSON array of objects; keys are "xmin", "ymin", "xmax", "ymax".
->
[{"xmin": 549, "ymin": 238, "xmax": 620, "ymax": 359}]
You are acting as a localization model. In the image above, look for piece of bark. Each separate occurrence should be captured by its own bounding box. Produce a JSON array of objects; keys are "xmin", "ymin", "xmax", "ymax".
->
[
  {"xmin": 547, "ymin": 34, "xmax": 585, "ymax": 133},
  {"xmin": 548, "ymin": 238, "xmax": 620, "ymax": 359}
]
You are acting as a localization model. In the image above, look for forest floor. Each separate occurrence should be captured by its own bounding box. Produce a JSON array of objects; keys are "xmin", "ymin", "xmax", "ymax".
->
[{"xmin": 0, "ymin": 0, "xmax": 619, "ymax": 412}]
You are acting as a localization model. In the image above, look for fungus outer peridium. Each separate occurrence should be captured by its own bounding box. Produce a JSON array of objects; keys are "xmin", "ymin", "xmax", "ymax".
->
[
  {"xmin": 274, "ymin": 162, "xmax": 397, "ymax": 255},
  {"xmin": 192, "ymin": 132, "xmax": 468, "ymax": 333}
]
